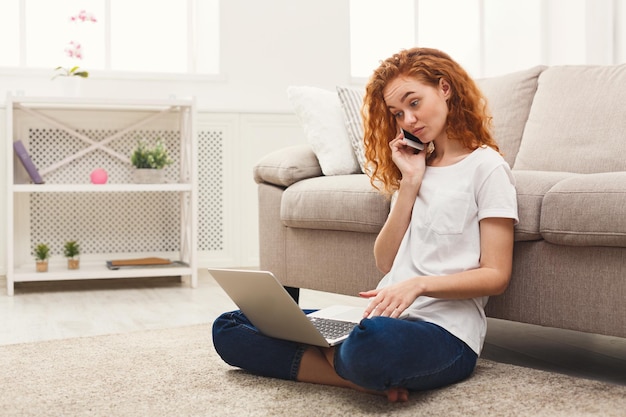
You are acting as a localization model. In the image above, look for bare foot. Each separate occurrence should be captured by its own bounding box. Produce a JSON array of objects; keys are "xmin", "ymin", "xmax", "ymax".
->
[
  {"xmin": 299, "ymin": 346, "xmax": 409, "ymax": 402},
  {"xmin": 346, "ymin": 382, "xmax": 409, "ymax": 402},
  {"xmin": 385, "ymin": 387, "xmax": 409, "ymax": 403}
]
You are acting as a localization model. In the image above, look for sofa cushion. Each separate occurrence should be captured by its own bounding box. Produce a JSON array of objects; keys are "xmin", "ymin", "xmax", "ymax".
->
[
  {"xmin": 336, "ymin": 86, "xmax": 367, "ymax": 173},
  {"xmin": 540, "ymin": 172, "xmax": 626, "ymax": 247},
  {"xmin": 476, "ymin": 65, "xmax": 545, "ymax": 167},
  {"xmin": 514, "ymin": 64, "xmax": 626, "ymax": 173},
  {"xmin": 287, "ymin": 86, "xmax": 361, "ymax": 176},
  {"xmin": 281, "ymin": 175, "xmax": 389, "ymax": 233},
  {"xmin": 512, "ymin": 170, "xmax": 577, "ymax": 241},
  {"xmin": 253, "ymin": 145, "xmax": 322, "ymax": 187}
]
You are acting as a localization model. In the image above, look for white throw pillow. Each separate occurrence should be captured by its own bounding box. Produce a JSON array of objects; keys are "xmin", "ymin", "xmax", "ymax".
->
[
  {"xmin": 336, "ymin": 86, "xmax": 367, "ymax": 173},
  {"xmin": 287, "ymin": 86, "xmax": 360, "ymax": 176}
]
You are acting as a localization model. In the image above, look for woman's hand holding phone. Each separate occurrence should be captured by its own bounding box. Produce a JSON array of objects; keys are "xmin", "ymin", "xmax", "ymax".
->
[
  {"xmin": 390, "ymin": 131, "xmax": 427, "ymax": 181},
  {"xmin": 401, "ymin": 129, "xmax": 425, "ymax": 151}
]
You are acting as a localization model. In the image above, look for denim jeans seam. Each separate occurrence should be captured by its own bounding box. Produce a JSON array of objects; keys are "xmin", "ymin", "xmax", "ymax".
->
[
  {"xmin": 289, "ymin": 345, "xmax": 307, "ymax": 380},
  {"xmin": 223, "ymin": 311, "xmax": 259, "ymax": 334}
]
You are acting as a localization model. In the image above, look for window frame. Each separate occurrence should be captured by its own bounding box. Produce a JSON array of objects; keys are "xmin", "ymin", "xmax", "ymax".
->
[{"xmin": 1, "ymin": 0, "xmax": 221, "ymax": 81}]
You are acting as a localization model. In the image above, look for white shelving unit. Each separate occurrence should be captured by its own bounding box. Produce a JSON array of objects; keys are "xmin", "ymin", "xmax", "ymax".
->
[{"xmin": 5, "ymin": 94, "xmax": 198, "ymax": 296}]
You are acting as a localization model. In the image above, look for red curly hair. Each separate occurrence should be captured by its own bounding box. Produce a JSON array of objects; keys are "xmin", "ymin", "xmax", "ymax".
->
[{"xmin": 362, "ymin": 47, "xmax": 498, "ymax": 196}]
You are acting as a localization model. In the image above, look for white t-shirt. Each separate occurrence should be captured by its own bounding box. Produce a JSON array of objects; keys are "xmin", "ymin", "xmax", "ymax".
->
[{"xmin": 376, "ymin": 146, "xmax": 518, "ymax": 354}]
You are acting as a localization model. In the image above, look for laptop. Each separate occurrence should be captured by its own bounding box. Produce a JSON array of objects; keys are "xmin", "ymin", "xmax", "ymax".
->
[{"xmin": 208, "ymin": 268, "xmax": 368, "ymax": 347}]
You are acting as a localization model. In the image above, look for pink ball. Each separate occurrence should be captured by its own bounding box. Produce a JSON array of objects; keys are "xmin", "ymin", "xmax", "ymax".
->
[{"xmin": 90, "ymin": 168, "xmax": 108, "ymax": 184}]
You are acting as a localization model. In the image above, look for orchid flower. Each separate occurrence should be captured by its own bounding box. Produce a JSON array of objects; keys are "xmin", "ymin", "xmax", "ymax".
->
[
  {"xmin": 54, "ymin": 11, "xmax": 96, "ymax": 79},
  {"xmin": 64, "ymin": 41, "xmax": 83, "ymax": 60},
  {"xmin": 70, "ymin": 9, "xmax": 97, "ymax": 23}
]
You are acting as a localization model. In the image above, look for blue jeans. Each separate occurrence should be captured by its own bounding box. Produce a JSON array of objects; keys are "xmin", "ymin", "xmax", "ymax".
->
[{"xmin": 212, "ymin": 309, "xmax": 477, "ymax": 392}]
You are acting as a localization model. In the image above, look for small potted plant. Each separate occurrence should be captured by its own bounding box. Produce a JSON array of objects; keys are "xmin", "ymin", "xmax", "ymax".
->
[
  {"xmin": 51, "ymin": 8, "xmax": 97, "ymax": 97},
  {"xmin": 130, "ymin": 138, "xmax": 173, "ymax": 183},
  {"xmin": 51, "ymin": 63, "xmax": 89, "ymax": 97},
  {"xmin": 63, "ymin": 240, "xmax": 81, "ymax": 270},
  {"xmin": 34, "ymin": 243, "xmax": 51, "ymax": 273},
  {"xmin": 51, "ymin": 65, "xmax": 89, "ymax": 80}
]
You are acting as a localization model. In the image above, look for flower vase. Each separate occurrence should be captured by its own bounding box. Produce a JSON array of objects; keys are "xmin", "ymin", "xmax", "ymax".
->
[
  {"xmin": 57, "ymin": 76, "xmax": 83, "ymax": 97},
  {"xmin": 132, "ymin": 168, "xmax": 166, "ymax": 184}
]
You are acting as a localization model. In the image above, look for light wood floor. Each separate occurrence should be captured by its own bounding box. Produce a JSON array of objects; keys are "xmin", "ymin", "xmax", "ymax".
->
[{"xmin": 1, "ymin": 270, "xmax": 625, "ymax": 386}]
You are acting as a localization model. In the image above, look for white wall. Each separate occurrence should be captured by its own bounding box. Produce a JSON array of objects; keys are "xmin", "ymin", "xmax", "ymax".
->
[
  {"xmin": 217, "ymin": 0, "xmax": 354, "ymax": 112},
  {"xmin": 615, "ymin": 0, "xmax": 626, "ymax": 63}
]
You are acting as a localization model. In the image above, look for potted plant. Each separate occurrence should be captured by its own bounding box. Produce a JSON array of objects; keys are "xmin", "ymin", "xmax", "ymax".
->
[
  {"xmin": 34, "ymin": 243, "xmax": 51, "ymax": 273},
  {"xmin": 130, "ymin": 138, "xmax": 173, "ymax": 183},
  {"xmin": 51, "ymin": 8, "xmax": 97, "ymax": 97},
  {"xmin": 63, "ymin": 240, "xmax": 80, "ymax": 270},
  {"xmin": 51, "ymin": 65, "xmax": 89, "ymax": 80},
  {"xmin": 52, "ymin": 64, "xmax": 89, "ymax": 97}
]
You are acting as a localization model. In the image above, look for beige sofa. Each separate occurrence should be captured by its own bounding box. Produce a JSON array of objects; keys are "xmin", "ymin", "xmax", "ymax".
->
[{"xmin": 254, "ymin": 64, "xmax": 626, "ymax": 339}]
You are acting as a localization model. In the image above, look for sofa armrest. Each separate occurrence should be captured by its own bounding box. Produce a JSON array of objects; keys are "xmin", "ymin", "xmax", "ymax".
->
[
  {"xmin": 512, "ymin": 170, "xmax": 578, "ymax": 241},
  {"xmin": 253, "ymin": 145, "xmax": 323, "ymax": 187},
  {"xmin": 541, "ymin": 172, "xmax": 626, "ymax": 247}
]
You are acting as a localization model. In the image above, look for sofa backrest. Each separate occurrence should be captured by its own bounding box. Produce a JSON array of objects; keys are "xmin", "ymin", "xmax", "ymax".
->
[
  {"xmin": 477, "ymin": 66, "xmax": 545, "ymax": 167},
  {"xmin": 514, "ymin": 64, "xmax": 626, "ymax": 173}
]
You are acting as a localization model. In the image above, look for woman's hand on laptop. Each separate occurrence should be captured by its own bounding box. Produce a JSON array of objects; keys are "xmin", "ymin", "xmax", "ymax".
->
[{"xmin": 359, "ymin": 280, "xmax": 420, "ymax": 319}]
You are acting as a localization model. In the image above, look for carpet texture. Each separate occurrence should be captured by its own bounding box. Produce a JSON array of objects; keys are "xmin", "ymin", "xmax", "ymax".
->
[{"xmin": 1, "ymin": 324, "xmax": 624, "ymax": 417}]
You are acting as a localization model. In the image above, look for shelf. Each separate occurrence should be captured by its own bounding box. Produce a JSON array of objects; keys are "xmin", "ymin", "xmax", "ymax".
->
[
  {"xmin": 6, "ymin": 94, "xmax": 198, "ymax": 296},
  {"xmin": 10, "ymin": 96, "xmax": 195, "ymax": 111},
  {"xmin": 12, "ymin": 183, "xmax": 193, "ymax": 193},
  {"xmin": 12, "ymin": 261, "xmax": 193, "ymax": 283}
]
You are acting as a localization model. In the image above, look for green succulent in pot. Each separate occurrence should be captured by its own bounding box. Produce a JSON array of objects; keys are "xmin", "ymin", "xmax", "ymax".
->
[
  {"xmin": 34, "ymin": 243, "xmax": 50, "ymax": 272},
  {"xmin": 64, "ymin": 240, "xmax": 81, "ymax": 270},
  {"xmin": 34, "ymin": 243, "xmax": 51, "ymax": 261},
  {"xmin": 130, "ymin": 139, "xmax": 173, "ymax": 169},
  {"xmin": 63, "ymin": 240, "xmax": 80, "ymax": 259}
]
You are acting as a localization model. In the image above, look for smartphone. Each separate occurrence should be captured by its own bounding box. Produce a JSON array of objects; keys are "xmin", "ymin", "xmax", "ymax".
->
[{"xmin": 401, "ymin": 129, "xmax": 425, "ymax": 151}]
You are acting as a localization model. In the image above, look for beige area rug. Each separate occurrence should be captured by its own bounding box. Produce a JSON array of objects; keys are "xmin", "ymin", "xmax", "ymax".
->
[{"xmin": 1, "ymin": 324, "xmax": 624, "ymax": 417}]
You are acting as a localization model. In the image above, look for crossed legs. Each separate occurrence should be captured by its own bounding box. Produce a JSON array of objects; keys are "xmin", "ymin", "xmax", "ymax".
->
[
  {"xmin": 296, "ymin": 345, "xmax": 409, "ymax": 402},
  {"xmin": 212, "ymin": 310, "xmax": 475, "ymax": 403}
]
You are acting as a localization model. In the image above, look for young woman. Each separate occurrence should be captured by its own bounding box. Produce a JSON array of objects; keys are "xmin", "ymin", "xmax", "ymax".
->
[{"xmin": 212, "ymin": 47, "xmax": 518, "ymax": 403}]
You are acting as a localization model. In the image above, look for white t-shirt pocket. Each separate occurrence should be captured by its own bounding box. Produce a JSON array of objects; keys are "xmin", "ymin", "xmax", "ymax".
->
[{"xmin": 427, "ymin": 191, "xmax": 471, "ymax": 235}]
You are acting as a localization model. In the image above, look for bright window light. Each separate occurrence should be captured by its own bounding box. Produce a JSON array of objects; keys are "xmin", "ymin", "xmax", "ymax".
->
[
  {"xmin": 195, "ymin": 0, "xmax": 220, "ymax": 74},
  {"xmin": 350, "ymin": 0, "xmax": 415, "ymax": 79},
  {"xmin": 0, "ymin": 0, "xmax": 19, "ymax": 66},
  {"xmin": 417, "ymin": 0, "xmax": 482, "ymax": 77},
  {"xmin": 111, "ymin": 0, "xmax": 187, "ymax": 73},
  {"xmin": 26, "ymin": 0, "xmax": 104, "ymax": 70},
  {"xmin": 1, "ymin": 0, "xmax": 219, "ymax": 75}
]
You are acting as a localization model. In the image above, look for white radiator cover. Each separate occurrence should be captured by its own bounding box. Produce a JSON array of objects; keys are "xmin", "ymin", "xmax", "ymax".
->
[{"xmin": 25, "ymin": 126, "xmax": 224, "ymax": 257}]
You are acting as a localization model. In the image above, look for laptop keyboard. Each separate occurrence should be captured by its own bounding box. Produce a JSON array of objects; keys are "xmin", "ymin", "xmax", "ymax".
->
[{"xmin": 308, "ymin": 317, "xmax": 357, "ymax": 340}]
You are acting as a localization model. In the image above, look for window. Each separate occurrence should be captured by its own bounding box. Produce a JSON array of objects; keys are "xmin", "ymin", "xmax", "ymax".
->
[
  {"xmin": 0, "ymin": 0, "xmax": 219, "ymax": 75},
  {"xmin": 350, "ymin": 0, "xmax": 544, "ymax": 78},
  {"xmin": 0, "ymin": 1, "xmax": 19, "ymax": 67},
  {"xmin": 483, "ymin": 0, "xmax": 542, "ymax": 76},
  {"xmin": 111, "ymin": 0, "xmax": 187, "ymax": 73},
  {"xmin": 416, "ymin": 0, "xmax": 482, "ymax": 77},
  {"xmin": 26, "ymin": 1, "xmax": 106, "ymax": 70},
  {"xmin": 349, "ymin": 0, "xmax": 415, "ymax": 79}
]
